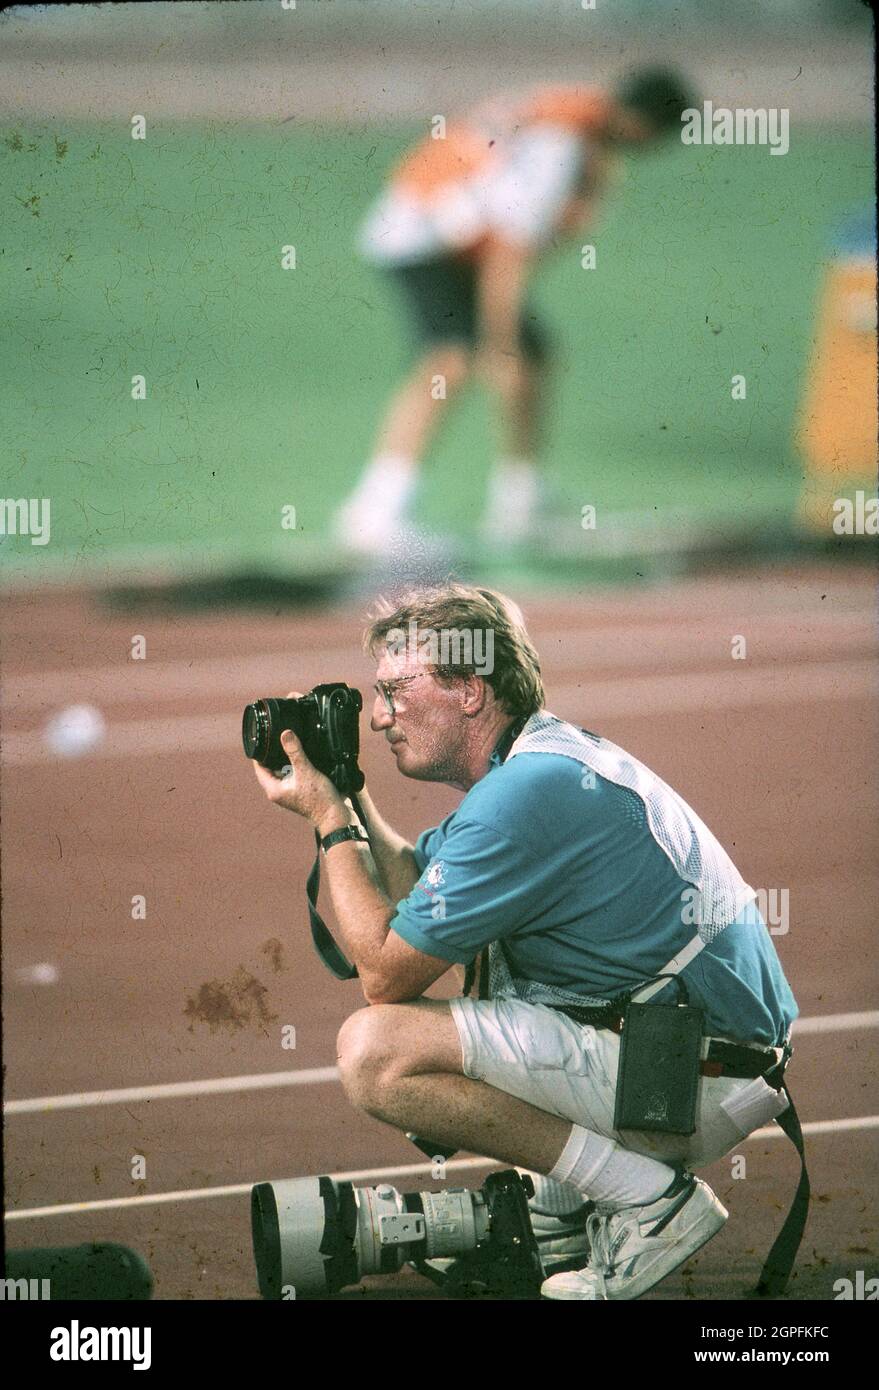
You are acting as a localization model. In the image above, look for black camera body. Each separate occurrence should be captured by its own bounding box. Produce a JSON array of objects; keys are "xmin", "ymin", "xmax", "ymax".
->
[{"xmin": 242, "ymin": 683, "xmax": 364, "ymax": 795}]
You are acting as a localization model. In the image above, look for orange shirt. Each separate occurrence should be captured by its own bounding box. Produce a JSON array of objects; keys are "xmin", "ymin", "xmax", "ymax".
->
[
  {"xmin": 359, "ymin": 86, "xmax": 616, "ymax": 266},
  {"xmin": 393, "ymin": 87, "xmax": 613, "ymax": 194}
]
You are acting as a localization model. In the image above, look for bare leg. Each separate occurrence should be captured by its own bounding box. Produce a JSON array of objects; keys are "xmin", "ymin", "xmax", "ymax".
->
[
  {"xmin": 337, "ymin": 1000, "xmax": 571, "ymax": 1174},
  {"xmin": 479, "ymin": 353, "xmax": 550, "ymax": 543},
  {"xmin": 373, "ymin": 344, "xmax": 472, "ymax": 462},
  {"xmin": 487, "ymin": 353, "xmax": 547, "ymax": 461},
  {"xmin": 334, "ymin": 344, "xmax": 473, "ymax": 548}
]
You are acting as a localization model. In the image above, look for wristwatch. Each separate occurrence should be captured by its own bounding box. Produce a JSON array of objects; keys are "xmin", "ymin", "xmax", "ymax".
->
[{"xmin": 320, "ymin": 825, "xmax": 369, "ymax": 854}]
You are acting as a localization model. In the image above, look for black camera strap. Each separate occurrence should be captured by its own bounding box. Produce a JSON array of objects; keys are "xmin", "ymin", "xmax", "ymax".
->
[
  {"xmin": 305, "ymin": 789, "xmax": 368, "ymax": 981},
  {"xmin": 752, "ymin": 1052, "xmax": 809, "ymax": 1299}
]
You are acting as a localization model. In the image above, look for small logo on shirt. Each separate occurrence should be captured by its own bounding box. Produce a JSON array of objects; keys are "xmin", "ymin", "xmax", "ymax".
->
[{"xmin": 419, "ymin": 860, "xmax": 446, "ymax": 896}]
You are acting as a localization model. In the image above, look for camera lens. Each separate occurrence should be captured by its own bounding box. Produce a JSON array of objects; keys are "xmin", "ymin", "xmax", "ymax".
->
[{"xmin": 242, "ymin": 702, "xmax": 270, "ymax": 761}]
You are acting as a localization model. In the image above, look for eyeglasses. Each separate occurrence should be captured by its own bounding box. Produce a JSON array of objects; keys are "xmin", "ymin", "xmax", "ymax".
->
[{"xmin": 374, "ymin": 670, "xmax": 436, "ymax": 717}]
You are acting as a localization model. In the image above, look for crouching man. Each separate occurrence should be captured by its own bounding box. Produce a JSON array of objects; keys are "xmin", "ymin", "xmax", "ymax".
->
[{"xmin": 252, "ymin": 582, "xmax": 797, "ymax": 1300}]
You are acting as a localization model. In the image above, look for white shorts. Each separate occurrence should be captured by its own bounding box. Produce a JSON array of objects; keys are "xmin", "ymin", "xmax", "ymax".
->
[{"xmin": 449, "ymin": 995, "xmax": 789, "ymax": 1170}]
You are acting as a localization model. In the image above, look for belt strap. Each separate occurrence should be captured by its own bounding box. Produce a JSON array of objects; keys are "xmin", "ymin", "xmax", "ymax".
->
[
  {"xmin": 549, "ymin": 1003, "xmax": 625, "ymax": 1032},
  {"xmin": 549, "ymin": 1005, "xmax": 780, "ymax": 1076},
  {"xmin": 703, "ymin": 1038, "xmax": 779, "ymax": 1076}
]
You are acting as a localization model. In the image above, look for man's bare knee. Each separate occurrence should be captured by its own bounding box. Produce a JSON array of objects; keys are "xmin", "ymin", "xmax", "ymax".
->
[
  {"xmin": 418, "ymin": 345, "xmax": 472, "ymax": 394},
  {"xmin": 336, "ymin": 1006, "xmax": 398, "ymax": 1106}
]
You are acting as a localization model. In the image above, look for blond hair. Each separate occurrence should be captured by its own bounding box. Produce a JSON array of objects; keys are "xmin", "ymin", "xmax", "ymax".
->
[{"xmin": 364, "ymin": 581, "xmax": 545, "ymax": 718}]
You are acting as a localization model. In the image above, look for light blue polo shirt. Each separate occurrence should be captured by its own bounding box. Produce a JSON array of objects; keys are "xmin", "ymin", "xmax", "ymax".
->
[{"xmin": 389, "ymin": 744, "xmax": 798, "ymax": 1046}]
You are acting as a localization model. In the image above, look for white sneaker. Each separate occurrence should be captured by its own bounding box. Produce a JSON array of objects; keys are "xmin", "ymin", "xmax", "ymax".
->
[
  {"xmin": 541, "ymin": 1173, "xmax": 727, "ymax": 1301},
  {"xmin": 332, "ymin": 494, "xmax": 403, "ymax": 555},
  {"xmin": 479, "ymin": 475, "xmax": 573, "ymax": 551},
  {"xmin": 332, "ymin": 457, "xmax": 417, "ymax": 556}
]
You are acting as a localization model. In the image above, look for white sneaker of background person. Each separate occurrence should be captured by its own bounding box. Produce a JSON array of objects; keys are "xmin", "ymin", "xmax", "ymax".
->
[
  {"xmin": 541, "ymin": 1171, "xmax": 728, "ymax": 1301},
  {"xmin": 479, "ymin": 457, "xmax": 550, "ymax": 548},
  {"xmin": 332, "ymin": 453, "xmax": 417, "ymax": 554}
]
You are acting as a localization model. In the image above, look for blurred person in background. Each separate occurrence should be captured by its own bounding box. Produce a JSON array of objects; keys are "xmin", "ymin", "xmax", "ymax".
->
[{"xmin": 333, "ymin": 66, "xmax": 695, "ymax": 554}]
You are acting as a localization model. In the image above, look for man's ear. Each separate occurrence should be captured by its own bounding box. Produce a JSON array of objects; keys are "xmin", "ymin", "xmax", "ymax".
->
[{"xmin": 460, "ymin": 674, "xmax": 487, "ymax": 717}]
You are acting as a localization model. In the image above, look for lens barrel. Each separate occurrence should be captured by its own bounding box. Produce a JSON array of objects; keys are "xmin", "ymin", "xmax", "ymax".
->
[
  {"xmin": 242, "ymin": 685, "xmax": 364, "ymax": 789},
  {"xmin": 242, "ymin": 701, "xmax": 271, "ymax": 762}
]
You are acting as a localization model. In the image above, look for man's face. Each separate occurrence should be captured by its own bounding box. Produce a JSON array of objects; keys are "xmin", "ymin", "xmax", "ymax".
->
[{"xmin": 371, "ymin": 646, "xmax": 466, "ymax": 783}]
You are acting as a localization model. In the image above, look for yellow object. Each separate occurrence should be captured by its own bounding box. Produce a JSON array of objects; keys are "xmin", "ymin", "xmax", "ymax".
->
[{"xmin": 796, "ymin": 243, "xmax": 878, "ymax": 533}]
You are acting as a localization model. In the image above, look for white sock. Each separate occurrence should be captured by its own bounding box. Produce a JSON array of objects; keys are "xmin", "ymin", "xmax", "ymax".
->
[
  {"xmin": 483, "ymin": 457, "xmax": 539, "ymax": 538},
  {"xmin": 548, "ymin": 1124, "xmax": 675, "ymax": 1208},
  {"xmin": 350, "ymin": 453, "xmax": 416, "ymax": 521}
]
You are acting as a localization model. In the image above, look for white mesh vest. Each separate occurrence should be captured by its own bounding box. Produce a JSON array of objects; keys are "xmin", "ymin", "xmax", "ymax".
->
[{"xmin": 485, "ymin": 711, "xmax": 756, "ymax": 1007}]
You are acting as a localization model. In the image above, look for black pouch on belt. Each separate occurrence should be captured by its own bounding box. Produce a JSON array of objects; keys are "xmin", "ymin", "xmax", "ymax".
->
[{"xmin": 613, "ymin": 975, "xmax": 703, "ymax": 1136}]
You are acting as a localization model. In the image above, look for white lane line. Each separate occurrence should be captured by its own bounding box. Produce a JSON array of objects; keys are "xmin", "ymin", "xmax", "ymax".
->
[
  {"xmin": 2, "ymin": 1159, "xmax": 496, "ymax": 1221},
  {"xmin": 4, "ymin": 1067, "xmax": 342, "ymax": 1115},
  {"xmin": 5, "ymin": 1012, "xmax": 877, "ymax": 1116},
  {"xmin": 3, "ymin": 659, "xmax": 876, "ymax": 765},
  {"xmin": 793, "ymin": 1011, "xmax": 879, "ymax": 1034},
  {"xmin": 5, "ymin": 1117, "xmax": 878, "ymax": 1222},
  {"xmin": 3, "ymin": 613, "xmax": 873, "ymax": 709},
  {"xmin": 771, "ymin": 1116, "xmax": 879, "ymax": 1137}
]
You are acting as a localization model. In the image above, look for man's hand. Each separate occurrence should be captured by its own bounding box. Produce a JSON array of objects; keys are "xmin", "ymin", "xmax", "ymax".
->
[{"xmin": 251, "ymin": 690, "xmax": 348, "ymax": 835}]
